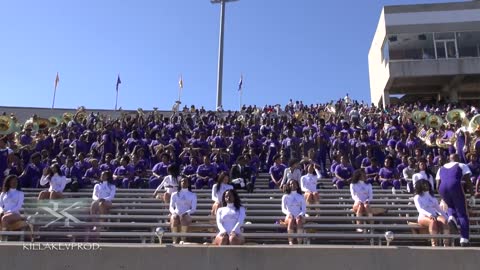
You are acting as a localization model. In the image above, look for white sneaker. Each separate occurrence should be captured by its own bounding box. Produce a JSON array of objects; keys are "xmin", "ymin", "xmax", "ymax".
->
[
  {"xmin": 391, "ymin": 187, "xmax": 396, "ymax": 195},
  {"xmin": 356, "ymin": 228, "xmax": 364, "ymax": 233}
]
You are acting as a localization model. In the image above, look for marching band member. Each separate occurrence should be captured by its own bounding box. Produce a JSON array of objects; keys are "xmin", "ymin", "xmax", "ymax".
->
[
  {"xmin": 281, "ymin": 179, "xmax": 307, "ymax": 245},
  {"xmin": 379, "ymin": 156, "xmax": 401, "ymax": 193},
  {"xmin": 169, "ymin": 177, "xmax": 197, "ymax": 244},
  {"xmin": 214, "ymin": 189, "xmax": 246, "ymax": 246},
  {"xmin": 436, "ymin": 154, "xmax": 473, "ymax": 247}
]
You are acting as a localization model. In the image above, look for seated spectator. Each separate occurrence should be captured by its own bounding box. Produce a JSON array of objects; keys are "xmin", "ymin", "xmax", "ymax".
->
[
  {"xmin": 99, "ymin": 153, "xmax": 116, "ymax": 173},
  {"xmin": 403, "ymin": 157, "xmax": 417, "ymax": 193},
  {"xmin": 280, "ymin": 159, "xmax": 302, "ymax": 189},
  {"xmin": 269, "ymin": 155, "xmax": 286, "ymax": 189},
  {"xmin": 153, "ymin": 165, "xmax": 180, "ymax": 204},
  {"xmin": 0, "ymin": 175, "xmax": 25, "ymax": 231},
  {"xmin": 350, "ymin": 169, "xmax": 373, "ymax": 232},
  {"xmin": 365, "ymin": 157, "xmax": 380, "ymax": 185},
  {"xmin": 413, "ymin": 179, "xmax": 449, "ymax": 247},
  {"xmin": 379, "ymin": 156, "xmax": 401, "ymax": 193},
  {"xmin": 214, "ymin": 189, "xmax": 245, "ymax": 246},
  {"xmin": 19, "ymin": 152, "xmax": 43, "ymax": 188},
  {"xmin": 181, "ymin": 157, "xmax": 199, "ymax": 185},
  {"xmin": 38, "ymin": 164, "xmax": 67, "ymax": 200},
  {"xmin": 91, "ymin": 171, "xmax": 116, "ymax": 231},
  {"xmin": 281, "ymin": 179, "xmax": 306, "ymax": 245},
  {"xmin": 113, "ymin": 155, "xmax": 135, "ymax": 188},
  {"xmin": 149, "ymin": 153, "xmax": 171, "ymax": 189},
  {"xmin": 195, "ymin": 155, "xmax": 217, "ymax": 189},
  {"xmin": 169, "ymin": 177, "xmax": 197, "ymax": 244},
  {"xmin": 82, "ymin": 159, "xmax": 101, "ymax": 188},
  {"xmin": 333, "ymin": 155, "xmax": 353, "ymax": 189},
  {"xmin": 211, "ymin": 172, "xmax": 233, "ymax": 215},
  {"xmin": 230, "ymin": 156, "xmax": 253, "ymax": 193},
  {"xmin": 467, "ymin": 153, "xmax": 479, "ymax": 186},
  {"xmin": 412, "ymin": 159, "xmax": 435, "ymax": 191},
  {"xmin": 61, "ymin": 157, "xmax": 82, "ymax": 191}
]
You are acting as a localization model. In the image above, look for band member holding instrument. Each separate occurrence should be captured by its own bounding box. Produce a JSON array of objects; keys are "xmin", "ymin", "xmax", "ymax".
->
[{"xmin": 436, "ymin": 154, "xmax": 474, "ymax": 247}]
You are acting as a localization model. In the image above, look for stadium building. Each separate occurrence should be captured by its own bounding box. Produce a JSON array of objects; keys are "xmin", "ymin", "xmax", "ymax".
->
[{"xmin": 369, "ymin": 0, "xmax": 480, "ymax": 107}]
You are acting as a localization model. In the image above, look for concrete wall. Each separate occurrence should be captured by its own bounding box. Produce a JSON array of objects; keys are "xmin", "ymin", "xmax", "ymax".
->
[
  {"xmin": 389, "ymin": 58, "xmax": 480, "ymax": 78},
  {"xmin": 0, "ymin": 244, "xmax": 478, "ymax": 270},
  {"xmin": 0, "ymin": 106, "xmax": 175, "ymax": 123},
  {"xmin": 368, "ymin": 9, "xmax": 391, "ymax": 107}
]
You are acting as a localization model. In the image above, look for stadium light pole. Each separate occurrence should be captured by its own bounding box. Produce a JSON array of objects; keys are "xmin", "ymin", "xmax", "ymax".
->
[{"xmin": 211, "ymin": 0, "xmax": 238, "ymax": 109}]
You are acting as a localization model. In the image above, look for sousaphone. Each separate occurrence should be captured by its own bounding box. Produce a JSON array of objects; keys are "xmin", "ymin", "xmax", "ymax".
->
[
  {"xmin": 412, "ymin": 110, "xmax": 431, "ymax": 125},
  {"xmin": 426, "ymin": 115, "xmax": 443, "ymax": 130},
  {"xmin": 0, "ymin": 116, "xmax": 13, "ymax": 135},
  {"xmin": 48, "ymin": 116, "xmax": 62, "ymax": 128},
  {"xmin": 446, "ymin": 109, "xmax": 468, "ymax": 126}
]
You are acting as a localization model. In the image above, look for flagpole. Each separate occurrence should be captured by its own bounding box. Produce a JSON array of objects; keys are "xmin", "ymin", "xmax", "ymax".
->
[
  {"xmin": 115, "ymin": 90, "xmax": 119, "ymax": 111},
  {"xmin": 239, "ymin": 89, "xmax": 242, "ymax": 111},
  {"xmin": 52, "ymin": 87, "xmax": 57, "ymax": 109}
]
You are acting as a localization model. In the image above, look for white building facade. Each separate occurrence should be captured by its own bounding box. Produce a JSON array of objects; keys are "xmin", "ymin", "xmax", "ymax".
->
[{"xmin": 369, "ymin": 1, "xmax": 480, "ymax": 107}]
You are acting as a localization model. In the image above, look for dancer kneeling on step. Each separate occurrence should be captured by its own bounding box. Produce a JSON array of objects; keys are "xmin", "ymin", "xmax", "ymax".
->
[{"xmin": 214, "ymin": 189, "xmax": 245, "ymax": 245}]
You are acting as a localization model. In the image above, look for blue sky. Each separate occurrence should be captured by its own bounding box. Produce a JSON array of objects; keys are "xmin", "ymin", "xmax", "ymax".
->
[{"xmin": 0, "ymin": 0, "xmax": 462, "ymax": 111}]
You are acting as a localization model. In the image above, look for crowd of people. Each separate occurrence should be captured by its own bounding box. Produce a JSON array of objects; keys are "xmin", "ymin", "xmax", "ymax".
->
[{"xmin": 0, "ymin": 95, "xmax": 479, "ymax": 246}]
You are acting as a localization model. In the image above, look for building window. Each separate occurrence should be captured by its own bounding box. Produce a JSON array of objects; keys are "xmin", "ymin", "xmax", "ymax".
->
[
  {"xmin": 456, "ymin": 31, "xmax": 480, "ymax": 58},
  {"xmin": 382, "ymin": 38, "xmax": 389, "ymax": 63}
]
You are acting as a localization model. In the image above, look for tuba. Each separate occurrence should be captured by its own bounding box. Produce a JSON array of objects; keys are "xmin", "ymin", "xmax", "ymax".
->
[
  {"xmin": 318, "ymin": 111, "xmax": 331, "ymax": 121},
  {"xmin": 48, "ymin": 116, "xmax": 62, "ymax": 128},
  {"xmin": 35, "ymin": 118, "xmax": 51, "ymax": 131},
  {"xmin": 468, "ymin": 114, "xmax": 480, "ymax": 133},
  {"xmin": 426, "ymin": 115, "xmax": 443, "ymax": 130},
  {"xmin": 62, "ymin": 112, "xmax": 73, "ymax": 123},
  {"xmin": 446, "ymin": 109, "xmax": 468, "ymax": 126},
  {"xmin": 0, "ymin": 116, "xmax": 13, "ymax": 135},
  {"xmin": 469, "ymin": 115, "xmax": 480, "ymax": 153},
  {"xmin": 412, "ymin": 110, "xmax": 431, "ymax": 125}
]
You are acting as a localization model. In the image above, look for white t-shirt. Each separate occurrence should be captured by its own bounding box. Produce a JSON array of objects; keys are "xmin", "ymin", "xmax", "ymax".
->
[
  {"xmin": 435, "ymin": 162, "xmax": 471, "ymax": 181},
  {"xmin": 412, "ymin": 171, "xmax": 435, "ymax": 189}
]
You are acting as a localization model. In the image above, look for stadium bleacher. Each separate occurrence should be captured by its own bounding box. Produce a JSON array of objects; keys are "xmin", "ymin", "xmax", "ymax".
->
[{"xmin": 2, "ymin": 173, "xmax": 477, "ymax": 247}]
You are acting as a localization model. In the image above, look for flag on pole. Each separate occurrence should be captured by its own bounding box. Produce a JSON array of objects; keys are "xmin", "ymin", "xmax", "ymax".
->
[
  {"xmin": 116, "ymin": 74, "xmax": 121, "ymax": 92},
  {"xmin": 54, "ymin": 72, "xmax": 60, "ymax": 91},
  {"xmin": 179, "ymin": 75, "xmax": 183, "ymax": 89},
  {"xmin": 238, "ymin": 74, "xmax": 243, "ymax": 91}
]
